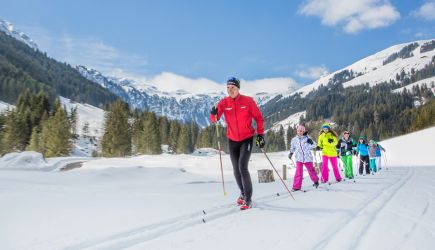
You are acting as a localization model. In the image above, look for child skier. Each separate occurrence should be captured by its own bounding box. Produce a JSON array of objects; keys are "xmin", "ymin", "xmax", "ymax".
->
[
  {"xmin": 317, "ymin": 123, "xmax": 342, "ymax": 183},
  {"xmin": 337, "ymin": 131, "xmax": 357, "ymax": 179},
  {"xmin": 357, "ymin": 136, "xmax": 370, "ymax": 175},
  {"xmin": 368, "ymin": 140, "xmax": 379, "ymax": 173},
  {"xmin": 288, "ymin": 125, "xmax": 319, "ymax": 191},
  {"xmin": 375, "ymin": 142, "xmax": 386, "ymax": 170}
]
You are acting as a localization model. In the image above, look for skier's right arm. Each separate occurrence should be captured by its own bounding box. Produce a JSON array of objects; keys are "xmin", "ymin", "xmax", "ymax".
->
[{"xmin": 210, "ymin": 101, "xmax": 223, "ymax": 123}]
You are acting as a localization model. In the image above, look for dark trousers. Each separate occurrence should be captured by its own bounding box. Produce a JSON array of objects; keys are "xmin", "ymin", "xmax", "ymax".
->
[
  {"xmin": 228, "ymin": 137, "xmax": 253, "ymax": 202},
  {"xmin": 359, "ymin": 155, "xmax": 370, "ymax": 175}
]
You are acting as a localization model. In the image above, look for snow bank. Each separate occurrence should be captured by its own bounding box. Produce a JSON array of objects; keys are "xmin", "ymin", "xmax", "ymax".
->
[
  {"xmin": 0, "ymin": 151, "xmax": 49, "ymax": 170},
  {"xmin": 192, "ymin": 148, "xmax": 225, "ymax": 156},
  {"xmin": 381, "ymin": 126, "xmax": 435, "ymax": 167}
]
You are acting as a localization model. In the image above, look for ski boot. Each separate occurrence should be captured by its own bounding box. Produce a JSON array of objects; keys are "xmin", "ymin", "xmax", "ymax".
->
[
  {"xmin": 313, "ymin": 181, "xmax": 319, "ymax": 188},
  {"xmin": 240, "ymin": 200, "xmax": 252, "ymax": 210},
  {"xmin": 236, "ymin": 195, "xmax": 245, "ymax": 206}
]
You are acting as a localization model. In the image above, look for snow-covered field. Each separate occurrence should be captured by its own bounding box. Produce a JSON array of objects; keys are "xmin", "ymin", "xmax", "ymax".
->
[{"xmin": 1, "ymin": 127, "xmax": 435, "ymax": 250}]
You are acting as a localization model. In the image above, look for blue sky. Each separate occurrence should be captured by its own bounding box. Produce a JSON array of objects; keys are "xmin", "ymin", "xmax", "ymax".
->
[{"xmin": 1, "ymin": 0, "xmax": 434, "ymax": 90}]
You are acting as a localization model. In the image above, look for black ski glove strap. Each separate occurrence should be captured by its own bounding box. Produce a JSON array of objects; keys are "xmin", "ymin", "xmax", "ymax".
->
[
  {"xmin": 255, "ymin": 134, "xmax": 265, "ymax": 148},
  {"xmin": 210, "ymin": 106, "xmax": 218, "ymax": 115}
]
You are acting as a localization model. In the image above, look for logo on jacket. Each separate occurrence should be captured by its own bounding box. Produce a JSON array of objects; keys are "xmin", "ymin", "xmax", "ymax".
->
[{"xmin": 225, "ymin": 107, "xmax": 232, "ymax": 110}]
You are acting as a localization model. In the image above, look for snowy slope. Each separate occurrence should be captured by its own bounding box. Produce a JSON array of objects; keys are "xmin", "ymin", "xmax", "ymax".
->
[
  {"xmin": 270, "ymin": 110, "xmax": 306, "ymax": 132},
  {"xmin": 393, "ymin": 75, "xmax": 435, "ymax": 94},
  {"xmin": 0, "ymin": 127, "xmax": 434, "ymax": 250},
  {"xmin": 0, "ymin": 18, "xmax": 38, "ymax": 50},
  {"xmin": 283, "ymin": 39, "xmax": 435, "ymax": 98},
  {"xmin": 0, "ymin": 100, "xmax": 14, "ymax": 113},
  {"xmin": 60, "ymin": 96, "xmax": 104, "ymax": 137}
]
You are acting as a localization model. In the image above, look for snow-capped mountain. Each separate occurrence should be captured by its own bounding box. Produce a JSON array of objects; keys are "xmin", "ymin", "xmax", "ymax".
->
[
  {"xmin": 77, "ymin": 66, "xmax": 225, "ymax": 127},
  {"xmin": 282, "ymin": 39, "xmax": 435, "ymax": 99},
  {"xmin": 0, "ymin": 18, "xmax": 38, "ymax": 50},
  {"xmin": 76, "ymin": 66, "xmax": 286, "ymax": 127}
]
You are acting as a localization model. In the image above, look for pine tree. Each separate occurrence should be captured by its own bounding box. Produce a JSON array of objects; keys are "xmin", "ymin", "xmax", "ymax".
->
[
  {"xmin": 159, "ymin": 117, "xmax": 170, "ymax": 145},
  {"xmin": 1, "ymin": 110, "xmax": 23, "ymax": 152},
  {"xmin": 26, "ymin": 127, "xmax": 41, "ymax": 152},
  {"xmin": 168, "ymin": 120, "xmax": 180, "ymax": 153},
  {"xmin": 101, "ymin": 100, "xmax": 132, "ymax": 157},
  {"xmin": 40, "ymin": 105, "xmax": 72, "ymax": 157},
  {"xmin": 141, "ymin": 112, "xmax": 161, "ymax": 154},
  {"xmin": 176, "ymin": 124, "xmax": 190, "ymax": 154}
]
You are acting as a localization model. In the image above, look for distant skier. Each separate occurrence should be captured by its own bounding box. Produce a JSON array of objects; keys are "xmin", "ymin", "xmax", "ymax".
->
[
  {"xmin": 374, "ymin": 141, "xmax": 386, "ymax": 170},
  {"xmin": 317, "ymin": 123, "xmax": 342, "ymax": 183},
  {"xmin": 210, "ymin": 77, "xmax": 265, "ymax": 210},
  {"xmin": 336, "ymin": 131, "xmax": 357, "ymax": 179},
  {"xmin": 368, "ymin": 140, "xmax": 379, "ymax": 173},
  {"xmin": 288, "ymin": 125, "xmax": 319, "ymax": 191},
  {"xmin": 356, "ymin": 136, "xmax": 370, "ymax": 175}
]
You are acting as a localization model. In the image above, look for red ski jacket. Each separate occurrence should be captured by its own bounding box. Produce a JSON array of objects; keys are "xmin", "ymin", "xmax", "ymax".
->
[{"xmin": 210, "ymin": 94, "xmax": 264, "ymax": 142}]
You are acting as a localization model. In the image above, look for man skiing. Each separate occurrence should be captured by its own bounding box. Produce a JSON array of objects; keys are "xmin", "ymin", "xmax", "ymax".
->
[
  {"xmin": 336, "ymin": 131, "xmax": 357, "ymax": 179},
  {"xmin": 210, "ymin": 77, "xmax": 265, "ymax": 210},
  {"xmin": 317, "ymin": 123, "xmax": 342, "ymax": 183},
  {"xmin": 288, "ymin": 125, "xmax": 319, "ymax": 191}
]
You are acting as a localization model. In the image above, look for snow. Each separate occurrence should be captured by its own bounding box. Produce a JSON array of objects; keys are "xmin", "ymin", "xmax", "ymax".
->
[
  {"xmin": 381, "ymin": 126, "xmax": 435, "ymax": 167},
  {"xmin": 60, "ymin": 96, "xmax": 105, "ymax": 137},
  {"xmin": 270, "ymin": 110, "xmax": 306, "ymax": 132},
  {"xmin": 393, "ymin": 76, "xmax": 435, "ymax": 94},
  {"xmin": 0, "ymin": 127, "xmax": 434, "ymax": 250},
  {"xmin": 0, "ymin": 100, "xmax": 14, "ymax": 113}
]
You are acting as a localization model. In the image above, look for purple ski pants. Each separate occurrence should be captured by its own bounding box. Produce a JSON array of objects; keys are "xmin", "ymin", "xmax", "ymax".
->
[
  {"xmin": 292, "ymin": 162, "xmax": 319, "ymax": 190},
  {"xmin": 321, "ymin": 156, "xmax": 342, "ymax": 183}
]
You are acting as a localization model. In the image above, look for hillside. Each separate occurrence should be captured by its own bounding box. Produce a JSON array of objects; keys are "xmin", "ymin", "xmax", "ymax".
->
[
  {"xmin": 0, "ymin": 29, "xmax": 119, "ymax": 107},
  {"xmin": 262, "ymin": 40, "xmax": 435, "ymax": 138}
]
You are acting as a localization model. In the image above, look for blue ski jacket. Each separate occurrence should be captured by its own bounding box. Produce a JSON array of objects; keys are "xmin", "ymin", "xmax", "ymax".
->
[{"xmin": 357, "ymin": 143, "xmax": 369, "ymax": 156}]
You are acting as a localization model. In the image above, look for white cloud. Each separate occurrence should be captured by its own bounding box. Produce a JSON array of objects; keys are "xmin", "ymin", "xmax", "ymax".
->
[
  {"xmin": 22, "ymin": 26, "xmax": 148, "ymax": 75},
  {"xmin": 296, "ymin": 66, "xmax": 329, "ymax": 80},
  {"xmin": 412, "ymin": 1, "xmax": 435, "ymax": 21},
  {"xmin": 299, "ymin": 0, "xmax": 400, "ymax": 34},
  {"xmin": 112, "ymin": 70, "xmax": 299, "ymax": 96}
]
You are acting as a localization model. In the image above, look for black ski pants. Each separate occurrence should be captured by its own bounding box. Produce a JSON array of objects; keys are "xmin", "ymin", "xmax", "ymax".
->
[
  {"xmin": 359, "ymin": 155, "xmax": 370, "ymax": 175},
  {"xmin": 228, "ymin": 137, "xmax": 253, "ymax": 202}
]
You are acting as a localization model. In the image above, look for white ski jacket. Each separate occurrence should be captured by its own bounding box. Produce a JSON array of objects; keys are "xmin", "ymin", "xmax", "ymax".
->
[{"xmin": 290, "ymin": 135, "xmax": 317, "ymax": 163}]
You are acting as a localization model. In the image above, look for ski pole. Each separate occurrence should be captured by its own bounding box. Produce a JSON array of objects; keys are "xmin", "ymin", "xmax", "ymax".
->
[
  {"xmin": 261, "ymin": 148, "xmax": 295, "ymax": 201},
  {"xmin": 382, "ymin": 152, "xmax": 388, "ymax": 170},
  {"xmin": 215, "ymin": 118, "xmax": 227, "ymax": 196}
]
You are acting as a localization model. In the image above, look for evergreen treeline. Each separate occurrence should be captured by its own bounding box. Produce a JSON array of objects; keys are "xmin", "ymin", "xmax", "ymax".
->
[
  {"xmin": 101, "ymin": 101, "xmax": 201, "ymax": 157},
  {"xmin": 0, "ymin": 30, "xmax": 119, "ymax": 107},
  {"xmin": 0, "ymin": 91, "xmax": 73, "ymax": 157}
]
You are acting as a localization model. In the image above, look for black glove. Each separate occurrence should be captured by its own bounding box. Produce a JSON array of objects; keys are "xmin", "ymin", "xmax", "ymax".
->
[
  {"xmin": 210, "ymin": 106, "xmax": 218, "ymax": 116},
  {"xmin": 328, "ymin": 138, "xmax": 334, "ymax": 143},
  {"xmin": 306, "ymin": 138, "xmax": 313, "ymax": 144},
  {"xmin": 316, "ymin": 146, "xmax": 322, "ymax": 151},
  {"xmin": 255, "ymin": 134, "xmax": 265, "ymax": 148},
  {"xmin": 288, "ymin": 152, "xmax": 293, "ymax": 159}
]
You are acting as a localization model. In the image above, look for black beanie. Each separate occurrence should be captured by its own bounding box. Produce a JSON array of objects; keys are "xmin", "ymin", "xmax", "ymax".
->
[{"xmin": 227, "ymin": 77, "xmax": 240, "ymax": 89}]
